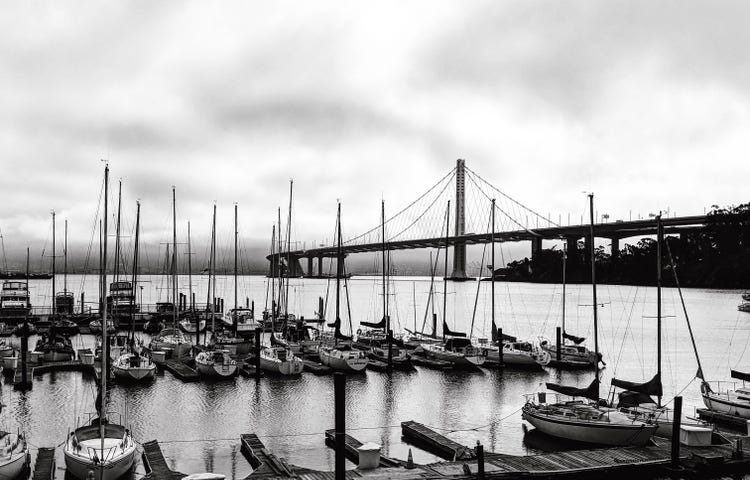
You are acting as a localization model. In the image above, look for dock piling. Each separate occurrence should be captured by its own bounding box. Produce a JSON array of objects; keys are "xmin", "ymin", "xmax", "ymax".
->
[
  {"xmin": 387, "ymin": 328, "xmax": 393, "ymax": 373},
  {"xmin": 476, "ymin": 441, "xmax": 485, "ymax": 480},
  {"xmin": 254, "ymin": 327, "xmax": 261, "ymax": 380},
  {"xmin": 671, "ymin": 395, "xmax": 683, "ymax": 467},
  {"xmin": 334, "ymin": 372, "xmax": 346, "ymax": 480},
  {"xmin": 499, "ymin": 327, "xmax": 503, "ymax": 366},
  {"xmin": 555, "ymin": 326, "xmax": 561, "ymax": 362}
]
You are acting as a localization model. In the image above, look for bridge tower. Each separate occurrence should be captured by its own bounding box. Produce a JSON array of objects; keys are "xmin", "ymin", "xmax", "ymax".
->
[{"xmin": 450, "ymin": 159, "xmax": 468, "ymax": 279}]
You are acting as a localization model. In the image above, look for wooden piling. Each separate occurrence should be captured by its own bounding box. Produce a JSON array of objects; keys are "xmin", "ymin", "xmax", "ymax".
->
[
  {"xmin": 555, "ymin": 326, "xmax": 561, "ymax": 362},
  {"xmin": 255, "ymin": 327, "xmax": 262, "ymax": 380},
  {"xmin": 476, "ymin": 442, "xmax": 485, "ymax": 480},
  {"xmin": 334, "ymin": 372, "xmax": 345, "ymax": 480},
  {"xmin": 671, "ymin": 395, "xmax": 682, "ymax": 467}
]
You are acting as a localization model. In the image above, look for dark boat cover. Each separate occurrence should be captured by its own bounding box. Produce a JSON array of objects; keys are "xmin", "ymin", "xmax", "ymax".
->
[
  {"xmin": 360, "ymin": 316, "xmax": 386, "ymax": 329},
  {"xmin": 491, "ymin": 322, "xmax": 517, "ymax": 343},
  {"xmin": 443, "ymin": 320, "xmax": 466, "ymax": 338},
  {"xmin": 618, "ymin": 390, "xmax": 656, "ymax": 408},
  {"xmin": 270, "ymin": 333, "xmax": 288, "ymax": 347},
  {"xmin": 611, "ymin": 373, "xmax": 662, "ymax": 396},
  {"xmin": 563, "ymin": 331, "xmax": 586, "ymax": 344},
  {"xmin": 731, "ymin": 370, "xmax": 750, "ymax": 382},
  {"xmin": 545, "ymin": 378, "xmax": 600, "ymax": 401}
]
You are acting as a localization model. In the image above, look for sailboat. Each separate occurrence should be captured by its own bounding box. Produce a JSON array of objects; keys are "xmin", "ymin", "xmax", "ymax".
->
[
  {"xmin": 148, "ymin": 187, "xmax": 192, "ymax": 360},
  {"xmin": 419, "ymin": 201, "xmax": 485, "ymax": 369},
  {"xmin": 194, "ymin": 204, "xmax": 237, "ymax": 378},
  {"xmin": 522, "ymin": 193, "xmax": 657, "ymax": 446},
  {"xmin": 64, "ymin": 164, "xmax": 137, "ymax": 480},
  {"xmin": 0, "ymin": 390, "xmax": 28, "ymax": 480},
  {"xmin": 319, "ymin": 203, "xmax": 368, "ymax": 373},
  {"xmin": 112, "ymin": 201, "xmax": 156, "ymax": 382},
  {"xmin": 356, "ymin": 200, "xmax": 412, "ymax": 371},
  {"xmin": 539, "ymin": 243, "xmax": 598, "ymax": 368}
]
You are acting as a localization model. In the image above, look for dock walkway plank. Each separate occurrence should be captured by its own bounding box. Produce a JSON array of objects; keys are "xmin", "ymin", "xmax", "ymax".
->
[
  {"xmin": 401, "ymin": 420, "xmax": 476, "ymax": 461},
  {"xmin": 32, "ymin": 447, "xmax": 54, "ymax": 480}
]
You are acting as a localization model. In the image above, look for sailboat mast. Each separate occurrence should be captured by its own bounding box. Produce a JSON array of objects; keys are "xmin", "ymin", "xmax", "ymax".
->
[
  {"xmin": 188, "ymin": 222, "xmax": 193, "ymax": 311},
  {"xmin": 588, "ymin": 193, "xmax": 599, "ymax": 395},
  {"xmin": 442, "ymin": 201, "xmax": 450, "ymax": 340},
  {"xmin": 171, "ymin": 187, "xmax": 178, "ymax": 329},
  {"xmin": 211, "ymin": 204, "xmax": 217, "ymax": 335},
  {"xmin": 270, "ymin": 225, "xmax": 275, "ymax": 317},
  {"xmin": 234, "ymin": 203, "xmax": 238, "ymax": 336},
  {"xmin": 277, "ymin": 207, "xmax": 283, "ymax": 317},
  {"xmin": 64, "ymin": 219, "xmax": 68, "ymax": 294},
  {"xmin": 101, "ymin": 164, "xmax": 109, "ymax": 470},
  {"xmin": 285, "ymin": 180, "xmax": 293, "ymax": 318},
  {"xmin": 114, "ymin": 180, "xmax": 122, "ymax": 281},
  {"xmin": 491, "ymin": 199, "xmax": 495, "ymax": 335},
  {"xmin": 562, "ymin": 241, "xmax": 567, "ymax": 338},
  {"xmin": 51, "ymin": 210, "xmax": 56, "ymax": 315},
  {"xmin": 335, "ymin": 202, "xmax": 342, "ymax": 342},
  {"xmin": 381, "ymin": 200, "xmax": 387, "ymax": 327},
  {"xmin": 131, "ymin": 201, "xmax": 141, "ymax": 342},
  {"xmin": 656, "ymin": 213, "xmax": 663, "ymax": 408}
]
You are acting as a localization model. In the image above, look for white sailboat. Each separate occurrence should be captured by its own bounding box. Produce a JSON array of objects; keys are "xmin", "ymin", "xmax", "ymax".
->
[
  {"xmin": 318, "ymin": 202, "xmax": 368, "ymax": 374},
  {"xmin": 259, "ymin": 346, "xmax": 303, "ymax": 375},
  {"xmin": 0, "ymin": 429, "xmax": 28, "ymax": 480},
  {"xmin": 64, "ymin": 164, "xmax": 137, "ymax": 480},
  {"xmin": 523, "ymin": 193, "xmax": 657, "ymax": 446}
]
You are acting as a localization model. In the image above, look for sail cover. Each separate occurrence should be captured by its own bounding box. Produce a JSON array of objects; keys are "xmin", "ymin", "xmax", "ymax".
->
[
  {"xmin": 327, "ymin": 317, "xmax": 339, "ymax": 329},
  {"xmin": 731, "ymin": 370, "xmax": 750, "ymax": 382},
  {"xmin": 563, "ymin": 331, "xmax": 586, "ymax": 344},
  {"xmin": 611, "ymin": 373, "xmax": 663, "ymax": 396},
  {"xmin": 270, "ymin": 333, "xmax": 288, "ymax": 348},
  {"xmin": 491, "ymin": 322, "xmax": 517, "ymax": 343},
  {"xmin": 546, "ymin": 378, "xmax": 600, "ymax": 401},
  {"xmin": 618, "ymin": 390, "xmax": 656, "ymax": 408},
  {"xmin": 443, "ymin": 320, "xmax": 466, "ymax": 337},
  {"xmin": 360, "ymin": 316, "xmax": 386, "ymax": 329}
]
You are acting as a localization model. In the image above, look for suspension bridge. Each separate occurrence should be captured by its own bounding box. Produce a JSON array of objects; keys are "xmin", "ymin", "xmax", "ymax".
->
[{"xmin": 267, "ymin": 159, "xmax": 708, "ymax": 278}]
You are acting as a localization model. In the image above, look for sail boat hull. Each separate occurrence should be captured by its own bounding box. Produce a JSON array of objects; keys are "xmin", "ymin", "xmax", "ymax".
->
[
  {"xmin": 0, "ymin": 434, "xmax": 28, "ymax": 480},
  {"xmin": 64, "ymin": 424, "xmax": 137, "ymax": 480},
  {"xmin": 522, "ymin": 404, "xmax": 657, "ymax": 446},
  {"xmin": 701, "ymin": 390, "xmax": 750, "ymax": 418},
  {"xmin": 421, "ymin": 344, "xmax": 485, "ymax": 368},
  {"xmin": 319, "ymin": 347, "xmax": 368, "ymax": 372},
  {"xmin": 112, "ymin": 353, "xmax": 156, "ymax": 382},
  {"xmin": 259, "ymin": 355, "xmax": 304, "ymax": 375}
]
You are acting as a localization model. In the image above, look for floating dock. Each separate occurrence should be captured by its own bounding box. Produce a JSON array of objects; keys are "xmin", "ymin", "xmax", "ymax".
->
[
  {"xmin": 239, "ymin": 365, "xmax": 264, "ymax": 378},
  {"xmin": 401, "ymin": 420, "xmax": 476, "ymax": 461},
  {"xmin": 142, "ymin": 440, "xmax": 185, "ymax": 480},
  {"xmin": 32, "ymin": 447, "xmax": 54, "ymax": 480},
  {"xmin": 302, "ymin": 359, "xmax": 332, "ymax": 375},
  {"xmin": 240, "ymin": 433, "xmax": 295, "ymax": 479},
  {"xmin": 323, "ymin": 429, "xmax": 401, "ymax": 467},
  {"xmin": 13, "ymin": 359, "xmax": 99, "ymax": 390},
  {"xmin": 696, "ymin": 408, "xmax": 749, "ymax": 432},
  {"xmin": 163, "ymin": 358, "xmax": 200, "ymax": 382}
]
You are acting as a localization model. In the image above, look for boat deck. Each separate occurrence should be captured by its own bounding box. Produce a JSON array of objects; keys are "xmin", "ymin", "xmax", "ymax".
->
[{"xmin": 400, "ymin": 420, "xmax": 476, "ymax": 461}]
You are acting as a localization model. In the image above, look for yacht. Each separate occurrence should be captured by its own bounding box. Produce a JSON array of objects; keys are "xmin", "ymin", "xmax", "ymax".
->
[
  {"xmin": 0, "ymin": 281, "xmax": 31, "ymax": 319},
  {"xmin": 420, "ymin": 338, "xmax": 486, "ymax": 369},
  {"xmin": 195, "ymin": 349, "xmax": 237, "ymax": 378},
  {"xmin": 258, "ymin": 346, "xmax": 303, "ymax": 375}
]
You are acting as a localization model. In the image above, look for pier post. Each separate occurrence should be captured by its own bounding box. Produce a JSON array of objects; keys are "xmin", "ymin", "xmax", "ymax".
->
[
  {"xmin": 318, "ymin": 257, "xmax": 323, "ymax": 277},
  {"xmin": 334, "ymin": 372, "xmax": 346, "ymax": 480},
  {"xmin": 191, "ymin": 293, "xmax": 196, "ymax": 310},
  {"xmin": 80, "ymin": 292, "xmax": 85, "ymax": 314},
  {"xmin": 20, "ymin": 322, "xmax": 28, "ymax": 388},
  {"xmin": 555, "ymin": 327, "xmax": 561, "ymax": 362},
  {"xmin": 306, "ymin": 257, "xmax": 313, "ymax": 277},
  {"xmin": 610, "ymin": 237, "xmax": 620, "ymax": 262},
  {"xmin": 566, "ymin": 237, "xmax": 578, "ymax": 266},
  {"xmin": 387, "ymin": 329, "xmax": 393, "ymax": 373},
  {"xmin": 476, "ymin": 442, "xmax": 485, "ymax": 480},
  {"xmin": 671, "ymin": 396, "xmax": 683, "ymax": 467},
  {"xmin": 254, "ymin": 327, "xmax": 261, "ymax": 380},
  {"xmin": 498, "ymin": 327, "xmax": 504, "ymax": 366}
]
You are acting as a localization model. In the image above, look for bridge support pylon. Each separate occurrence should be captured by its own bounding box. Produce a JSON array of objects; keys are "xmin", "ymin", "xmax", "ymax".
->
[{"xmin": 450, "ymin": 159, "xmax": 468, "ymax": 280}]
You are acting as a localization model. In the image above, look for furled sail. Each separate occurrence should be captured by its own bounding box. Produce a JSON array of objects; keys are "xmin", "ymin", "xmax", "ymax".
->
[
  {"xmin": 360, "ymin": 316, "xmax": 386, "ymax": 329},
  {"xmin": 563, "ymin": 331, "xmax": 586, "ymax": 344},
  {"xmin": 443, "ymin": 320, "xmax": 466, "ymax": 337},
  {"xmin": 731, "ymin": 370, "xmax": 750, "ymax": 382},
  {"xmin": 617, "ymin": 390, "xmax": 656, "ymax": 408},
  {"xmin": 270, "ymin": 333, "xmax": 288, "ymax": 348},
  {"xmin": 611, "ymin": 373, "xmax": 663, "ymax": 396},
  {"xmin": 491, "ymin": 322, "xmax": 518, "ymax": 343},
  {"xmin": 545, "ymin": 378, "xmax": 600, "ymax": 401}
]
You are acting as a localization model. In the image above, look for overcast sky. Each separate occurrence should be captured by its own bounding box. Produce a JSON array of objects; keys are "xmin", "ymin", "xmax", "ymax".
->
[{"xmin": 1, "ymin": 1, "xmax": 749, "ymax": 270}]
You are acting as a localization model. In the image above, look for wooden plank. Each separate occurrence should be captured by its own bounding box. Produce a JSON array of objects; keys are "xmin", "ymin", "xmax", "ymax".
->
[
  {"xmin": 323, "ymin": 429, "xmax": 401, "ymax": 468},
  {"xmin": 164, "ymin": 358, "xmax": 200, "ymax": 382},
  {"xmin": 142, "ymin": 440, "xmax": 185, "ymax": 480},
  {"xmin": 32, "ymin": 447, "xmax": 54, "ymax": 480},
  {"xmin": 401, "ymin": 420, "xmax": 475, "ymax": 461}
]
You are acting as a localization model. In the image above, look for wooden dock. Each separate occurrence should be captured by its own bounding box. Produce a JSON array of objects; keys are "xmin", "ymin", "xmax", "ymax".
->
[
  {"xmin": 163, "ymin": 358, "xmax": 200, "ymax": 382},
  {"xmin": 13, "ymin": 359, "xmax": 99, "ymax": 390},
  {"xmin": 32, "ymin": 447, "xmax": 54, "ymax": 480},
  {"xmin": 697, "ymin": 408, "xmax": 749, "ymax": 432},
  {"xmin": 323, "ymin": 429, "xmax": 401, "ymax": 467},
  {"xmin": 239, "ymin": 365, "xmax": 264, "ymax": 378},
  {"xmin": 142, "ymin": 440, "xmax": 185, "ymax": 480},
  {"xmin": 302, "ymin": 359, "xmax": 332, "ymax": 375},
  {"xmin": 401, "ymin": 420, "xmax": 476, "ymax": 461},
  {"xmin": 240, "ymin": 433, "xmax": 295, "ymax": 479}
]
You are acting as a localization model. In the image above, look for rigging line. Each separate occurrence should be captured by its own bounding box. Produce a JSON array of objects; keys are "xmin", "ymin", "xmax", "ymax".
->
[
  {"xmin": 344, "ymin": 168, "xmax": 456, "ymax": 245},
  {"xmin": 447, "ymin": 405, "xmax": 525, "ymax": 433},
  {"xmin": 79, "ymin": 176, "xmax": 106, "ymax": 294},
  {"xmin": 465, "ymin": 166, "xmax": 560, "ymax": 227},
  {"xmin": 388, "ymin": 175, "xmax": 456, "ymax": 242},
  {"xmin": 469, "ymin": 211, "xmax": 492, "ymax": 336},
  {"xmin": 465, "ymin": 173, "xmax": 532, "ymax": 234}
]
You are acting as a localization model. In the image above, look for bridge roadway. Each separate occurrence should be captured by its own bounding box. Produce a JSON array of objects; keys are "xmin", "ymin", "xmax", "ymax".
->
[{"xmin": 268, "ymin": 214, "xmax": 708, "ymax": 277}]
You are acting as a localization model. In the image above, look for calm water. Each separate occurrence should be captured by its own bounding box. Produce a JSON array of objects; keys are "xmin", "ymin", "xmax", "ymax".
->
[{"xmin": 3, "ymin": 274, "xmax": 748, "ymax": 478}]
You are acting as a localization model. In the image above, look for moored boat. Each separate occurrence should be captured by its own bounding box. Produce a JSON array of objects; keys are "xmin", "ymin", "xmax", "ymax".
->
[
  {"xmin": 112, "ymin": 350, "xmax": 156, "ymax": 382},
  {"xmin": 0, "ymin": 430, "xmax": 28, "ymax": 480},
  {"xmin": 195, "ymin": 349, "xmax": 237, "ymax": 378},
  {"xmin": 259, "ymin": 346, "xmax": 303, "ymax": 375},
  {"xmin": 319, "ymin": 344, "xmax": 368, "ymax": 373},
  {"xmin": 421, "ymin": 338, "xmax": 486, "ymax": 369},
  {"xmin": 35, "ymin": 330, "xmax": 74, "ymax": 362},
  {"xmin": 148, "ymin": 328, "xmax": 192, "ymax": 360}
]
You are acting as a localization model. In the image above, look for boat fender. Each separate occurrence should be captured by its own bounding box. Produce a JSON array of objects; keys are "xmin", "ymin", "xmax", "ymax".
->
[{"xmin": 356, "ymin": 329, "xmax": 362, "ymax": 335}]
